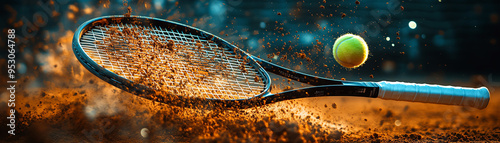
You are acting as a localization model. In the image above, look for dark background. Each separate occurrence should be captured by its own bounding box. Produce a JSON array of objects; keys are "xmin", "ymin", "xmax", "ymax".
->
[{"xmin": 1, "ymin": 0, "xmax": 499, "ymax": 85}]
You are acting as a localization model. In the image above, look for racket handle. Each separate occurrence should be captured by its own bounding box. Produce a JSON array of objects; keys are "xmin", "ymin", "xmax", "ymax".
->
[{"xmin": 375, "ymin": 81, "xmax": 490, "ymax": 109}]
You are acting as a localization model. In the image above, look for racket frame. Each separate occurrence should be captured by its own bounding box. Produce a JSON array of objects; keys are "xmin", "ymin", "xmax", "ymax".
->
[{"xmin": 73, "ymin": 15, "xmax": 280, "ymax": 108}]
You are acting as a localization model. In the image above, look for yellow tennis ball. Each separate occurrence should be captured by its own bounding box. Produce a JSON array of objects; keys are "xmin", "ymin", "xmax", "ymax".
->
[{"xmin": 332, "ymin": 34, "xmax": 369, "ymax": 68}]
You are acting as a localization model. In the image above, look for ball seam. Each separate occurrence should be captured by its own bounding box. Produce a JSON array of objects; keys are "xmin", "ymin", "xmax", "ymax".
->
[{"xmin": 335, "ymin": 37, "xmax": 355, "ymax": 67}]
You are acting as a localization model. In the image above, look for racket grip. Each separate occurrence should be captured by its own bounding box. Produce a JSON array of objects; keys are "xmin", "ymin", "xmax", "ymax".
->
[{"xmin": 376, "ymin": 81, "xmax": 490, "ymax": 109}]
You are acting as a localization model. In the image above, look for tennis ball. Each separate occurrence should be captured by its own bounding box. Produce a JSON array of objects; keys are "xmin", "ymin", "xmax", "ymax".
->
[{"xmin": 332, "ymin": 34, "xmax": 369, "ymax": 68}]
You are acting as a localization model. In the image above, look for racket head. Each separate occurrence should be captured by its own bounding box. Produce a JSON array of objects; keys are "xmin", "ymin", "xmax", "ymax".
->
[{"xmin": 72, "ymin": 15, "xmax": 271, "ymax": 108}]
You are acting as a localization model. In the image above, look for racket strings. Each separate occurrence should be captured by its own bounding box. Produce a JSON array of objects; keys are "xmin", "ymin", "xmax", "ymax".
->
[{"xmin": 79, "ymin": 23, "xmax": 265, "ymax": 99}]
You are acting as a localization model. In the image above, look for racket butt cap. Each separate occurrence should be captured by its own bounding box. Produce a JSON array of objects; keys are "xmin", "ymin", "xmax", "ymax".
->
[{"xmin": 475, "ymin": 87, "xmax": 490, "ymax": 109}]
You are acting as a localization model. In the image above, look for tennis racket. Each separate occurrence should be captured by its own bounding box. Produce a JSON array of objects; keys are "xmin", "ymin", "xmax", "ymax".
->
[{"xmin": 72, "ymin": 15, "xmax": 490, "ymax": 109}]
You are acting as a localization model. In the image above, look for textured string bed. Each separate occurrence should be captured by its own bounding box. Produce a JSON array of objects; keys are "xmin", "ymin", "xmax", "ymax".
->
[{"xmin": 79, "ymin": 23, "xmax": 265, "ymax": 100}]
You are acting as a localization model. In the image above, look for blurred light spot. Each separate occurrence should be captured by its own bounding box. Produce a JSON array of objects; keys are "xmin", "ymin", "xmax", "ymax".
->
[
  {"xmin": 408, "ymin": 21, "xmax": 417, "ymax": 29},
  {"xmin": 209, "ymin": 0, "xmax": 226, "ymax": 16},
  {"xmin": 17, "ymin": 63, "xmax": 27, "ymax": 74},
  {"xmin": 438, "ymin": 30, "xmax": 445, "ymax": 35},
  {"xmin": 386, "ymin": 37, "xmax": 390, "ymax": 41},
  {"xmin": 300, "ymin": 33, "xmax": 314, "ymax": 45},
  {"xmin": 318, "ymin": 20, "xmax": 328, "ymax": 28},
  {"xmin": 67, "ymin": 13, "xmax": 75, "ymax": 20},
  {"xmin": 153, "ymin": 0, "xmax": 165, "ymax": 10},
  {"xmin": 474, "ymin": 4, "xmax": 482, "ymax": 14},
  {"xmin": 408, "ymin": 39, "xmax": 420, "ymax": 60},
  {"xmin": 69, "ymin": 5, "xmax": 79, "ymax": 12},
  {"xmin": 407, "ymin": 62, "xmax": 415, "ymax": 70},
  {"xmin": 382, "ymin": 60, "xmax": 395, "ymax": 73},
  {"xmin": 247, "ymin": 38, "xmax": 258, "ymax": 50},
  {"xmin": 260, "ymin": 22, "xmax": 266, "ymax": 29},
  {"xmin": 83, "ymin": 7, "xmax": 93, "ymax": 14},
  {"xmin": 391, "ymin": 43, "xmax": 395, "ymax": 47},
  {"xmin": 433, "ymin": 35, "xmax": 445, "ymax": 47},
  {"xmin": 491, "ymin": 13, "xmax": 499, "ymax": 24},
  {"xmin": 421, "ymin": 34, "xmax": 426, "ymax": 39},
  {"xmin": 395, "ymin": 120, "xmax": 401, "ymax": 126},
  {"xmin": 273, "ymin": 55, "xmax": 278, "ymax": 60}
]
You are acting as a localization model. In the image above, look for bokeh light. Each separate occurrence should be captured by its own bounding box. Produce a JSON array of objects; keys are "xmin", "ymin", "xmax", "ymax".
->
[{"xmin": 409, "ymin": 21, "xmax": 417, "ymax": 29}]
